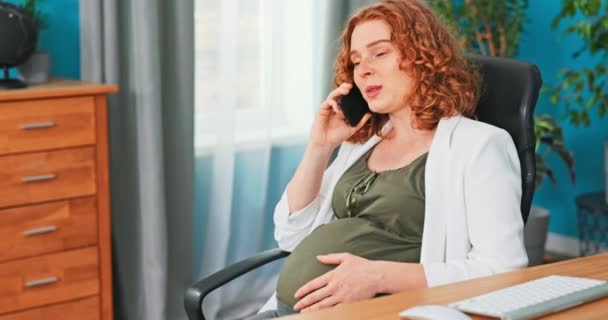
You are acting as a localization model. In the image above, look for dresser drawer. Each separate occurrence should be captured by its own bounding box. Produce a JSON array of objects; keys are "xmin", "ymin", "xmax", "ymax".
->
[
  {"xmin": 0, "ymin": 147, "xmax": 96, "ymax": 208},
  {"xmin": 0, "ymin": 247, "xmax": 99, "ymax": 314},
  {"xmin": 0, "ymin": 97, "xmax": 96, "ymax": 156},
  {"xmin": 0, "ymin": 296, "xmax": 99, "ymax": 320},
  {"xmin": 0, "ymin": 197, "xmax": 98, "ymax": 263}
]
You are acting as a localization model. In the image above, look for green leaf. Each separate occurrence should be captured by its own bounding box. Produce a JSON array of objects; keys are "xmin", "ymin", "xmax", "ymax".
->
[
  {"xmin": 549, "ymin": 92, "xmax": 560, "ymax": 105},
  {"xmin": 585, "ymin": 95, "xmax": 597, "ymax": 110},
  {"xmin": 581, "ymin": 111, "xmax": 591, "ymax": 126},
  {"xmin": 584, "ymin": 0, "xmax": 602, "ymax": 16},
  {"xmin": 569, "ymin": 111, "xmax": 581, "ymax": 126}
]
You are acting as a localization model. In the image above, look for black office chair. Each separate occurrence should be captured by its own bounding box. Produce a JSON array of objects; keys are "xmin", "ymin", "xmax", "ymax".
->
[{"xmin": 184, "ymin": 54, "xmax": 542, "ymax": 320}]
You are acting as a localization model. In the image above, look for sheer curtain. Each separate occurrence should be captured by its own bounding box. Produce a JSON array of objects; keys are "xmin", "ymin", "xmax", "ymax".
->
[
  {"xmin": 194, "ymin": 1, "xmax": 314, "ymax": 318},
  {"xmin": 193, "ymin": 0, "xmax": 376, "ymax": 318}
]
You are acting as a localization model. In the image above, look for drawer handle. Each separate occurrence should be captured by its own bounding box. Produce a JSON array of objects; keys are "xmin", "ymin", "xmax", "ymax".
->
[
  {"xmin": 21, "ymin": 173, "xmax": 56, "ymax": 183},
  {"xmin": 20, "ymin": 122, "xmax": 56, "ymax": 130},
  {"xmin": 24, "ymin": 225, "xmax": 58, "ymax": 236},
  {"xmin": 25, "ymin": 276, "xmax": 59, "ymax": 288}
]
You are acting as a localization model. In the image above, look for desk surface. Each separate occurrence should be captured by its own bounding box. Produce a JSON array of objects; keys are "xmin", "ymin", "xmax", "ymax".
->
[{"xmin": 282, "ymin": 253, "xmax": 608, "ymax": 320}]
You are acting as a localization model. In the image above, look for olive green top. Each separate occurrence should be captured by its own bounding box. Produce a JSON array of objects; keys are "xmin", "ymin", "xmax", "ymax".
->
[{"xmin": 276, "ymin": 148, "xmax": 427, "ymax": 307}]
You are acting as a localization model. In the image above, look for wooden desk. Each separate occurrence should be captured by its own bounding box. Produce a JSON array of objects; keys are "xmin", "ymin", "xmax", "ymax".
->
[{"xmin": 283, "ymin": 253, "xmax": 608, "ymax": 319}]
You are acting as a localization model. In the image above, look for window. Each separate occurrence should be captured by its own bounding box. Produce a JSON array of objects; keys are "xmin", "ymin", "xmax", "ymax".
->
[{"xmin": 195, "ymin": 0, "xmax": 314, "ymax": 155}]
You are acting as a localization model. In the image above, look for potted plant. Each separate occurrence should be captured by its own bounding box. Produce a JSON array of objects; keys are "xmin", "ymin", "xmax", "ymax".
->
[
  {"xmin": 17, "ymin": 0, "xmax": 50, "ymax": 84},
  {"xmin": 429, "ymin": 0, "xmax": 576, "ymax": 266},
  {"xmin": 546, "ymin": 0, "xmax": 608, "ymax": 203}
]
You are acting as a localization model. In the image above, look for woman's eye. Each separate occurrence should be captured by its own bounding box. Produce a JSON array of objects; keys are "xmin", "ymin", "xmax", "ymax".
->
[
  {"xmin": 352, "ymin": 62, "xmax": 360, "ymax": 67},
  {"xmin": 376, "ymin": 52, "xmax": 386, "ymax": 57}
]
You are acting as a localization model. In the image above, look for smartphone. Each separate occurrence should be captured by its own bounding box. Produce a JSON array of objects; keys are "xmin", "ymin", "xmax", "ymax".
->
[{"xmin": 337, "ymin": 84, "xmax": 370, "ymax": 127}]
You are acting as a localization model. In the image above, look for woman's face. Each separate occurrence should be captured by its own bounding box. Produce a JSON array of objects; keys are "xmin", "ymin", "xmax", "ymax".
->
[{"xmin": 350, "ymin": 19, "xmax": 415, "ymax": 114}]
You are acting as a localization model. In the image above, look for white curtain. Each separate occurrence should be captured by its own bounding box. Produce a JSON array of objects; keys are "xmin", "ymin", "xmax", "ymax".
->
[
  {"xmin": 193, "ymin": 1, "xmax": 376, "ymax": 319},
  {"xmin": 194, "ymin": 1, "xmax": 314, "ymax": 319}
]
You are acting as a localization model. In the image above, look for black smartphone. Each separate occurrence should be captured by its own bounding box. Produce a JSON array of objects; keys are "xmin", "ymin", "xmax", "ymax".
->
[{"xmin": 337, "ymin": 84, "xmax": 370, "ymax": 127}]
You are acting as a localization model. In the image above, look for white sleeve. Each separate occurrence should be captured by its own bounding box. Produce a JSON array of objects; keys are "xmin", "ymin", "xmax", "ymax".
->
[
  {"xmin": 273, "ymin": 144, "xmax": 351, "ymax": 252},
  {"xmin": 273, "ymin": 189, "xmax": 323, "ymax": 251},
  {"xmin": 423, "ymin": 130, "xmax": 528, "ymax": 286}
]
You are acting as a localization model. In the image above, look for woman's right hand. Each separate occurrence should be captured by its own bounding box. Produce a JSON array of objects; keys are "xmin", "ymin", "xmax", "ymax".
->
[{"xmin": 309, "ymin": 83, "xmax": 372, "ymax": 150}]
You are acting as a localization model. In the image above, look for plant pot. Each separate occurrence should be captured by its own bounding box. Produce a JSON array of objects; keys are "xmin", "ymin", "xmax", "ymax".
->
[
  {"xmin": 524, "ymin": 206, "xmax": 550, "ymax": 266},
  {"xmin": 17, "ymin": 51, "xmax": 51, "ymax": 84}
]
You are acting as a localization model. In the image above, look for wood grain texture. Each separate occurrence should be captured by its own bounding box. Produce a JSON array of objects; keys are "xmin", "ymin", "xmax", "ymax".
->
[
  {"xmin": 0, "ymin": 247, "xmax": 99, "ymax": 314},
  {"xmin": 0, "ymin": 296, "xmax": 99, "ymax": 320},
  {"xmin": 0, "ymin": 147, "xmax": 97, "ymax": 208},
  {"xmin": 0, "ymin": 197, "xmax": 97, "ymax": 263},
  {"xmin": 0, "ymin": 80, "xmax": 115, "ymax": 318},
  {"xmin": 282, "ymin": 253, "xmax": 608, "ymax": 320},
  {"xmin": 94, "ymin": 96, "xmax": 114, "ymax": 320},
  {"xmin": 0, "ymin": 97, "xmax": 96, "ymax": 156},
  {"xmin": 0, "ymin": 79, "xmax": 118, "ymax": 102}
]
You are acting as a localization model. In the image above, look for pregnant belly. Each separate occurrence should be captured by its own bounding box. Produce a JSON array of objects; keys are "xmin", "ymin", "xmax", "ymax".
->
[{"xmin": 276, "ymin": 217, "xmax": 420, "ymax": 307}]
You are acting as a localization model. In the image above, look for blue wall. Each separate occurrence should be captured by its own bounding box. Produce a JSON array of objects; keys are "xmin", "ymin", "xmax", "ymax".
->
[
  {"xmin": 6, "ymin": 0, "xmax": 80, "ymax": 79},
  {"xmin": 517, "ymin": 1, "xmax": 608, "ymax": 238}
]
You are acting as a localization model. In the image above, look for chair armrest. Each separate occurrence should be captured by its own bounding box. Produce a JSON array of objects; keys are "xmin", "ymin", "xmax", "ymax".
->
[{"xmin": 184, "ymin": 248, "xmax": 291, "ymax": 320}]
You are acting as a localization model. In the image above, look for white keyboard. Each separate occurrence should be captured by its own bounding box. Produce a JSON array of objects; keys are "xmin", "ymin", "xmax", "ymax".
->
[{"xmin": 449, "ymin": 275, "xmax": 608, "ymax": 320}]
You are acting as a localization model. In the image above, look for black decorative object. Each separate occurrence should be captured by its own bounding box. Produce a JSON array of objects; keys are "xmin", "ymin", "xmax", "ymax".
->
[
  {"xmin": 0, "ymin": 1, "xmax": 38, "ymax": 89},
  {"xmin": 576, "ymin": 192, "xmax": 608, "ymax": 256}
]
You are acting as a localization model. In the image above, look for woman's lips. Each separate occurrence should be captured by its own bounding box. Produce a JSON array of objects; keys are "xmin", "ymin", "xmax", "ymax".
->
[{"xmin": 366, "ymin": 85, "xmax": 382, "ymax": 98}]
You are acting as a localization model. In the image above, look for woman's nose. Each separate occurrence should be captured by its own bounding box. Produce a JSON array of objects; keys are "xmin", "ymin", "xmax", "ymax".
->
[{"xmin": 357, "ymin": 59, "xmax": 374, "ymax": 78}]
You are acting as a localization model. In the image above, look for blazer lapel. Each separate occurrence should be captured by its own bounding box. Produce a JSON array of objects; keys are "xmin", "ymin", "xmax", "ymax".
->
[
  {"xmin": 344, "ymin": 136, "xmax": 381, "ymax": 168},
  {"xmin": 420, "ymin": 116, "xmax": 462, "ymax": 263}
]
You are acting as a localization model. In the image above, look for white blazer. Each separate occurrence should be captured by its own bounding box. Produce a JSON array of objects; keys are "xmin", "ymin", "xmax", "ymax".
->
[{"xmin": 260, "ymin": 115, "xmax": 528, "ymax": 312}]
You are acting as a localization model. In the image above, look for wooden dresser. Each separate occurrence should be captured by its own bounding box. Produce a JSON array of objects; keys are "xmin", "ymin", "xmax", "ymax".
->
[{"xmin": 0, "ymin": 80, "xmax": 117, "ymax": 320}]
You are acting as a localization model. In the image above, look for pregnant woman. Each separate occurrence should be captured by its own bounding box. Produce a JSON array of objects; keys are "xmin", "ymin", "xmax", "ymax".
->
[{"xmin": 246, "ymin": 0, "xmax": 528, "ymax": 318}]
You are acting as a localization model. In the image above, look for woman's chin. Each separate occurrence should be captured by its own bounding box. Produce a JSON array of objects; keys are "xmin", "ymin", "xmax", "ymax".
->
[{"xmin": 369, "ymin": 103, "xmax": 389, "ymax": 114}]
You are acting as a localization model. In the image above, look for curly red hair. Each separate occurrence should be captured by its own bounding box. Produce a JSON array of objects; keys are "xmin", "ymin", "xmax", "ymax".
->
[{"xmin": 335, "ymin": 0, "xmax": 480, "ymax": 143}]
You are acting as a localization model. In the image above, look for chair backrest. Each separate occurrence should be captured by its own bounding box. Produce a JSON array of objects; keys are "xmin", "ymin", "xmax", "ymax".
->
[{"xmin": 467, "ymin": 54, "xmax": 541, "ymax": 224}]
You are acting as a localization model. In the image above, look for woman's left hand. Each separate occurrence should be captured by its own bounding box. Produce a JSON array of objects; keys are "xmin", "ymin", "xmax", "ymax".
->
[{"xmin": 293, "ymin": 253, "xmax": 381, "ymax": 312}]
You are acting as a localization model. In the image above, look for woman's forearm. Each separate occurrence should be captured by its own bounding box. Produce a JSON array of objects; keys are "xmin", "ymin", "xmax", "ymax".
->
[
  {"xmin": 374, "ymin": 261, "xmax": 428, "ymax": 294},
  {"xmin": 286, "ymin": 143, "xmax": 334, "ymax": 214}
]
